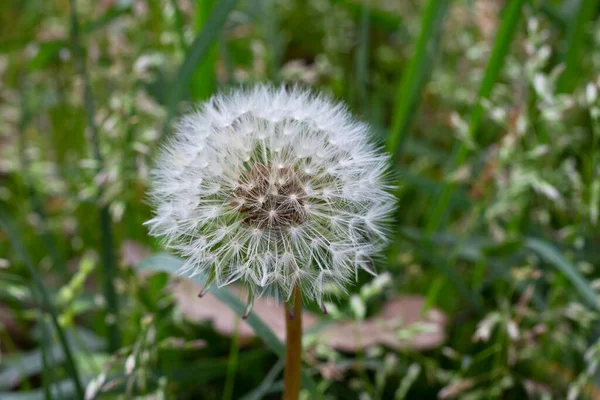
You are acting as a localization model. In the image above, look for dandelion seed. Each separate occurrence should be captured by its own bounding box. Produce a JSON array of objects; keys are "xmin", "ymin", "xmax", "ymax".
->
[{"xmin": 146, "ymin": 85, "xmax": 395, "ymax": 307}]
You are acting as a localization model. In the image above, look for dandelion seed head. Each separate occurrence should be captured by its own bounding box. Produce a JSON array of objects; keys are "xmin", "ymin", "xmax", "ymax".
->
[{"xmin": 146, "ymin": 85, "xmax": 396, "ymax": 304}]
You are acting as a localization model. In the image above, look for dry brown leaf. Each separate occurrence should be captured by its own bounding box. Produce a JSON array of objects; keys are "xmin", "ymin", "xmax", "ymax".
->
[
  {"xmin": 172, "ymin": 278, "xmax": 319, "ymax": 342},
  {"xmin": 320, "ymin": 296, "xmax": 447, "ymax": 352},
  {"xmin": 120, "ymin": 240, "xmax": 152, "ymax": 267},
  {"xmin": 172, "ymin": 278, "xmax": 447, "ymax": 352}
]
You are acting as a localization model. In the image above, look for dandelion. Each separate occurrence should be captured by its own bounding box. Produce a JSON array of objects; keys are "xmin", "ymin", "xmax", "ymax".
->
[{"xmin": 146, "ymin": 85, "xmax": 395, "ymax": 399}]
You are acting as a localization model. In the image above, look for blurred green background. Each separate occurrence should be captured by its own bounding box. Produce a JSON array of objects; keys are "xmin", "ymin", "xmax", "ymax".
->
[{"xmin": 1, "ymin": 0, "xmax": 600, "ymax": 398}]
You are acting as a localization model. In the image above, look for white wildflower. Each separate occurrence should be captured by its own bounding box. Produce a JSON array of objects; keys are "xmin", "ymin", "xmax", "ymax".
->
[
  {"xmin": 125, "ymin": 354, "xmax": 136, "ymax": 375},
  {"xmin": 146, "ymin": 85, "xmax": 395, "ymax": 311},
  {"xmin": 586, "ymin": 83, "xmax": 598, "ymax": 104}
]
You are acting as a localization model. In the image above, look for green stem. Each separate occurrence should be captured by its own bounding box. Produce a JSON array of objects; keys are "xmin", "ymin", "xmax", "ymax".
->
[
  {"xmin": 283, "ymin": 286, "xmax": 302, "ymax": 400},
  {"xmin": 222, "ymin": 318, "xmax": 241, "ymax": 400}
]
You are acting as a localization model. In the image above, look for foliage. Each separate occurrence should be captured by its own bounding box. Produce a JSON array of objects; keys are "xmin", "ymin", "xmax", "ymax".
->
[{"xmin": 1, "ymin": 0, "xmax": 600, "ymax": 399}]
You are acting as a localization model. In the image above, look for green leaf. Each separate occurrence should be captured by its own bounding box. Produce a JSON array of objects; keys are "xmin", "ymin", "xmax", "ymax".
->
[
  {"xmin": 136, "ymin": 253, "xmax": 319, "ymax": 395},
  {"xmin": 161, "ymin": 0, "xmax": 239, "ymax": 141},
  {"xmin": 387, "ymin": 0, "xmax": 450, "ymax": 160},
  {"xmin": 525, "ymin": 238, "xmax": 599, "ymax": 310}
]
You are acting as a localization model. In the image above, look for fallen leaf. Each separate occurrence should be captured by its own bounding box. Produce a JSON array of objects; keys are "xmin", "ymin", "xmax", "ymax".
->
[
  {"xmin": 172, "ymin": 278, "xmax": 319, "ymax": 342},
  {"xmin": 121, "ymin": 240, "xmax": 152, "ymax": 267},
  {"xmin": 320, "ymin": 296, "xmax": 447, "ymax": 352},
  {"xmin": 171, "ymin": 278, "xmax": 447, "ymax": 352}
]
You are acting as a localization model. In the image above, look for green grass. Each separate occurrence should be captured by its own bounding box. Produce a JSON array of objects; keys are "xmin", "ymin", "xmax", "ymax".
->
[
  {"xmin": 425, "ymin": 0, "xmax": 526, "ymax": 235},
  {"xmin": 0, "ymin": 211, "xmax": 85, "ymax": 399},
  {"xmin": 387, "ymin": 0, "xmax": 450, "ymax": 160},
  {"xmin": 2, "ymin": 0, "xmax": 600, "ymax": 398},
  {"xmin": 161, "ymin": 0, "xmax": 238, "ymax": 142},
  {"xmin": 69, "ymin": 0, "xmax": 121, "ymax": 352}
]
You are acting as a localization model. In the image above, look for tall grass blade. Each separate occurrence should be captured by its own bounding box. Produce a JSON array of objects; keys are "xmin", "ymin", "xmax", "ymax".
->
[
  {"xmin": 161, "ymin": 0, "xmax": 238, "ymax": 141},
  {"xmin": 539, "ymin": 1, "xmax": 567, "ymax": 31},
  {"xmin": 355, "ymin": 4, "xmax": 370, "ymax": 116},
  {"xmin": 261, "ymin": 0, "xmax": 283, "ymax": 80},
  {"xmin": 136, "ymin": 253, "xmax": 319, "ymax": 396},
  {"xmin": 221, "ymin": 319, "xmax": 240, "ymax": 400},
  {"xmin": 398, "ymin": 228, "xmax": 484, "ymax": 311},
  {"xmin": 0, "ymin": 211, "xmax": 85, "ymax": 399},
  {"xmin": 525, "ymin": 238, "xmax": 599, "ymax": 310},
  {"xmin": 241, "ymin": 360, "xmax": 284, "ymax": 400},
  {"xmin": 69, "ymin": 0, "xmax": 121, "ymax": 351},
  {"xmin": 425, "ymin": 0, "xmax": 525, "ymax": 235},
  {"xmin": 191, "ymin": 0, "xmax": 218, "ymax": 100},
  {"xmin": 556, "ymin": 0, "xmax": 600, "ymax": 92},
  {"xmin": 386, "ymin": 0, "xmax": 449, "ymax": 160},
  {"xmin": 40, "ymin": 321, "xmax": 53, "ymax": 400}
]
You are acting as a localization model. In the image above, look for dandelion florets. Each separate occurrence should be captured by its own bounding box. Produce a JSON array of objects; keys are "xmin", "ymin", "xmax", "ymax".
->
[{"xmin": 146, "ymin": 85, "xmax": 395, "ymax": 309}]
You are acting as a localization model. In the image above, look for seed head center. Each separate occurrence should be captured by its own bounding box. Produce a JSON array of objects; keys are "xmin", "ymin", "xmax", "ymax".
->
[{"xmin": 232, "ymin": 163, "xmax": 307, "ymax": 230}]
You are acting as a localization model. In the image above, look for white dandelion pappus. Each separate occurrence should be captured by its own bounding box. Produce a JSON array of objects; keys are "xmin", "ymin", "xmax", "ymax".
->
[{"xmin": 145, "ymin": 85, "xmax": 395, "ymax": 312}]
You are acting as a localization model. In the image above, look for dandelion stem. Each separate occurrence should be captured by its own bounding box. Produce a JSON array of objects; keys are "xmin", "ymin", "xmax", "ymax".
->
[{"xmin": 283, "ymin": 286, "xmax": 302, "ymax": 400}]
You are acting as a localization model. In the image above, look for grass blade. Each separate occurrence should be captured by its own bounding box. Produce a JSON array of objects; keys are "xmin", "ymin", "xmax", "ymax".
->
[
  {"xmin": 136, "ymin": 253, "xmax": 319, "ymax": 395},
  {"xmin": 261, "ymin": 0, "xmax": 283, "ymax": 80},
  {"xmin": 0, "ymin": 211, "xmax": 85, "ymax": 399},
  {"xmin": 539, "ymin": 1, "xmax": 567, "ymax": 31},
  {"xmin": 69, "ymin": 0, "xmax": 121, "ymax": 351},
  {"xmin": 525, "ymin": 238, "xmax": 599, "ymax": 310},
  {"xmin": 191, "ymin": 0, "xmax": 218, "ymax": 100},
  {"xmin": 354, "ymin": 4, "xmax": 370, "ymax": 116},
  {"xmin": 161, "ymin": 0, "xmax": 238, "ymax": 141},
  {"xmin": 221, "ymin": 319, "xmax": 240, "ymax": 400},
  {"xmin": 425, "ymin": 0, "xmax": 525, "ymax": 235},
  {"xmin": 386, "ymin": 0, "xmax": 450, "ymax": 160},
  {"xmin": 556, "ymin": 0, "xmax": 600, "ymax": 92},
  {"xmin": 397, "ymin": 228, "xmax": 484, "ymax": 312},
  {"xmin": 241, "ymin": 360, "xmax": 284, "ymax": 400},
  {"xmin": 40, "ymin": 324, "xmax": 53, "ymax": 400},
  {"xmin": 332, "ymin": 0, "xmax": 402, "ymax": 32}
]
